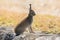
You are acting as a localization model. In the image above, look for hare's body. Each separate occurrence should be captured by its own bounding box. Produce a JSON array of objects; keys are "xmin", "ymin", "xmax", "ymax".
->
[
  {"xmin": 15, "ymin": 15, "xmax": 33, "ymax": 36},
  {"xmin": 15, "ymin": 4, "xmax": 36, "ymax": 36}
]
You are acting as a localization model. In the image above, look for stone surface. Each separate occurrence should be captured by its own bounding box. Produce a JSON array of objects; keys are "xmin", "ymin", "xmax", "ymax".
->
[
  {"xmin": 13, "ymin": 32, "xmax": 60, "ymax": 40},
  {"xmin": 0, "ymin": 27, "xmax": 60, "ymax": 40},
  {"xmin": 0, "ymin": 27, "xmax": 15, "ymax": 40}
]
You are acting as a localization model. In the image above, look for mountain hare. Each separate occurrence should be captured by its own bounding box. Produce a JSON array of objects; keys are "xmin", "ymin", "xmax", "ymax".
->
[{"xmin": 15, "ymin": 4, "xmax": 36, "ymax": 36}]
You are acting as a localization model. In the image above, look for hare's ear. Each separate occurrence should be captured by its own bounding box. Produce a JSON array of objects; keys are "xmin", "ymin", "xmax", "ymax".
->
[
  {"xmin": 29, "ymin": 4, "xmax": 32, "ymax": 14},
  {"xmin": 29, "ymin": 4, "xmax": 31, "ymax": 10}
]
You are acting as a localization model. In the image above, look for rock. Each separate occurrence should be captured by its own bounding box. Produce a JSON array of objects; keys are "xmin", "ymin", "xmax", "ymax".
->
[
  {"xmin": 55, "ymin": 37, "xmax": 60, "ymax": 40},
  {"xmin": 13, "ymin": 32, "xmax": 60, "ymax": 40},
  {"xmin": 35, "ymin": 37, "xmax": 47, "ymax": 40},
  {"xmin": 0, "ymin": 27, "xmax": 15, "ymax": 40},
  {"xmin": 0, "ymin": 27, "xmax": 60, "ymax": 40},
  {"xmin": 4, "ymin": 33, "xmax": 15, "ymax": 40},
  {"xmin": 13, "ymin": 33, "xmax": 38, "ymax": 40}
]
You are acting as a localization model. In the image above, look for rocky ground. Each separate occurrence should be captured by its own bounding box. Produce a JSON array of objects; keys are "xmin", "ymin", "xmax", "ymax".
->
[
  {"xmin": 13, "ymin": 33, "xmax": 60, "ymax": 40},
  {"xmin": 0, "ymin": 27, "xmax": 60, "ymax": 40}
]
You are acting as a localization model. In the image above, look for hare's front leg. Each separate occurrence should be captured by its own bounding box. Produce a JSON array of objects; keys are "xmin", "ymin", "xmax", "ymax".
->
[{"xmin": 28, "ymin": 26, "xmax": 34, "ymax": 33}]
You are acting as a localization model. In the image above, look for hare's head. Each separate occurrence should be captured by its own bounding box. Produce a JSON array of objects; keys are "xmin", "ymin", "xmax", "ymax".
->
[
  {"xmin": 29, "ymin": 10, "xmax": 36, "ymax": 16},
  {"xmin": 29, "ymin": 4, "xmax": 36, "ymax": 16}
]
